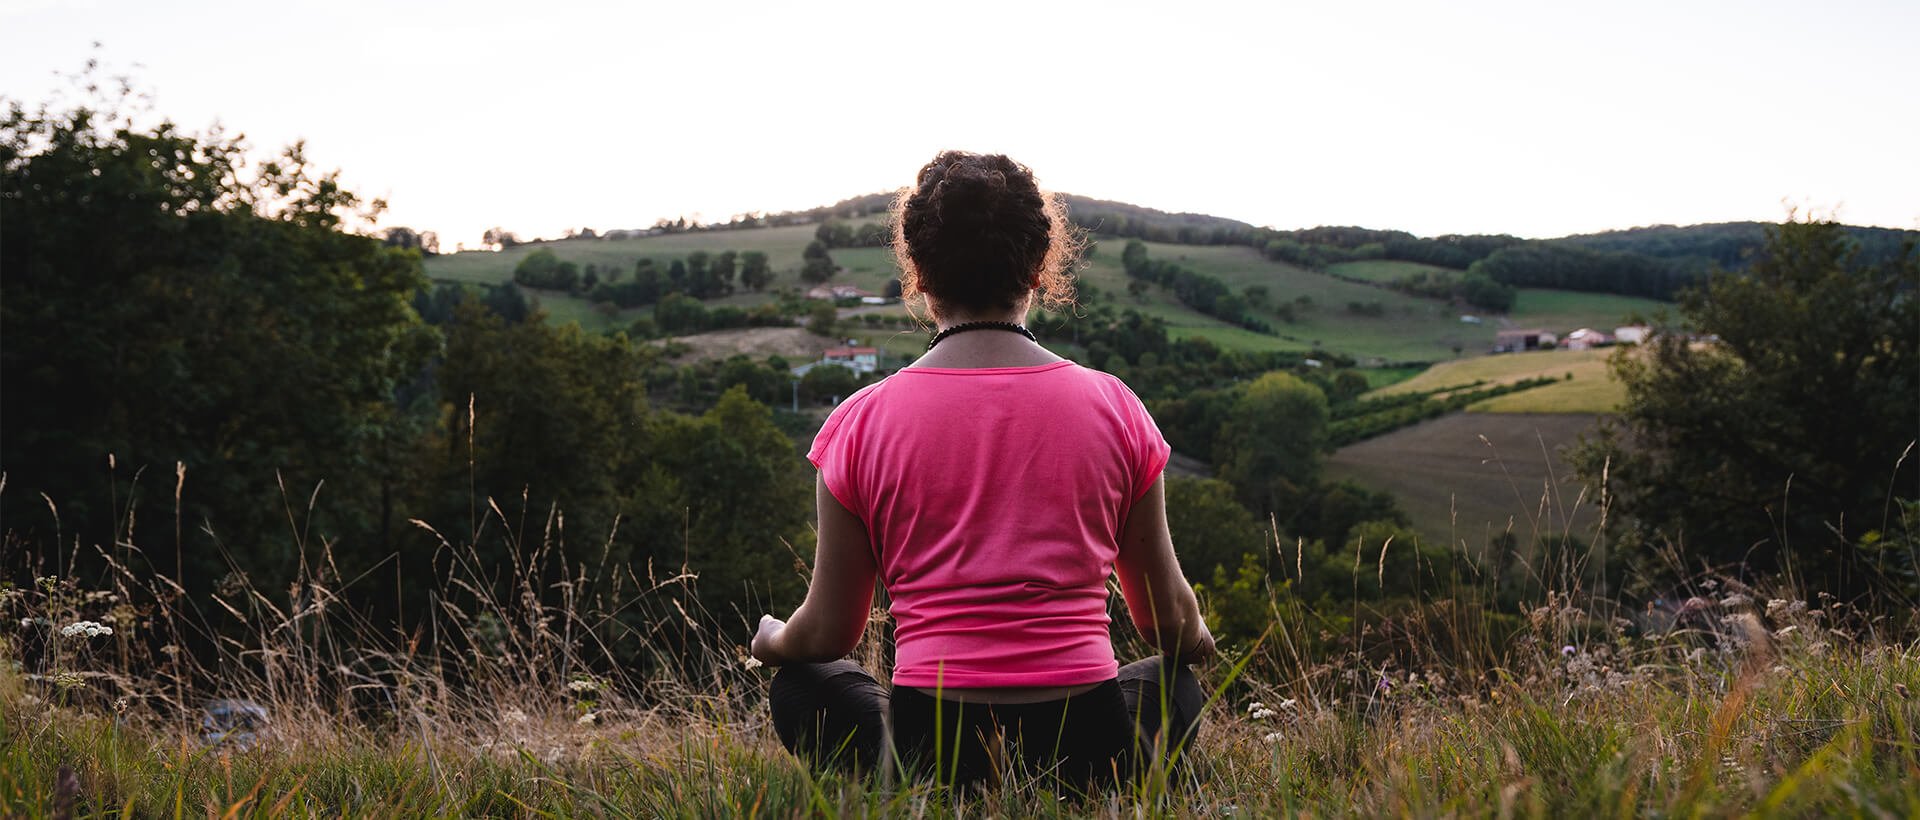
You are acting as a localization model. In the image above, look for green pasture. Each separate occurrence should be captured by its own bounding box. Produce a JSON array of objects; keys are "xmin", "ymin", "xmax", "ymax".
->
[
  {"xmin": 1368, "ymin": 347, "xmax": 1624, "ymax": 413},
  {"xmin": 1507, "ymin": 289, "xmax": 1669, "ymax": 332},
  {"xmin": 1326, "ymin": 259, "xmax": 1457, "ymax": 283}
]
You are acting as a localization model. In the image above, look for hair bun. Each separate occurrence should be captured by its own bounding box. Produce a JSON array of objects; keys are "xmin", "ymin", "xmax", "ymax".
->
[{"xmin": 932, "ymin": 160, "xmax": 1010, "ymax": 223}]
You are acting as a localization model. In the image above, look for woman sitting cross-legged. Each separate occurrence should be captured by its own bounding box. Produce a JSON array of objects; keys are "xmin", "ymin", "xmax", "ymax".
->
[{"xmin": 750, "ymin": 150, "xmax": 1214, "ymax": 789}]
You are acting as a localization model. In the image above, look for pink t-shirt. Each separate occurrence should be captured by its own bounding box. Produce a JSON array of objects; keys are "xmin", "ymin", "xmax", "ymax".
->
[{"xmin": 806, "ymin": 360, "xmax": 1171, "ymax": 688}]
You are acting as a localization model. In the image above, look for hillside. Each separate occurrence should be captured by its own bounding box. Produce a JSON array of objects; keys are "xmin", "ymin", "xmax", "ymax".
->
[{"xmin": 425, "ymin": 220, "xmax": 1667, "ymax": 363}]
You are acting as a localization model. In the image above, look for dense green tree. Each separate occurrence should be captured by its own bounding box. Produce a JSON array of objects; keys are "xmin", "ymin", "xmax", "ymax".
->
[
  {"xmin": 654, "ymin": 292, "xmax": 709, "ymax": 335},
  {"xmin": 800, "ymin": 241, "xmax": 836, "ymax": 283},
  {"xmin": 647, "ymin": 388, "xmax": 815, "ymax": 609},
  {"xmin": 433, "ymin": 302, "xmax": 651, "ymax": 571},
  {"xmin": 1570, "ymin": 219, "xmax": 1919, "ymax": 599},
  {"xmin": 800, "ymin": 364, "xmax": 860, "ymax": 405},
  {"xmin": 0, "ymin": 92, "xmax": 439, "ymax": 592},
  {"xmin": 805, "ymin": 302, "xmax": 838, "ymax": 336},
  {"xmin": 854, "ymin": 222, "xmax": 890, "ymax": 247},
  {"xmin": 513, "ymin": 248, "xmax": 580, "ymax": 290},
  {"xmin": 815, "ymin": 220, "xmax": 855, "ymax": 248},
  {"xmin": 739, "ymin": 251, "xmax": 774, "ymax": 291},
  {"xmin": 685, "ymin": 251, "xmax": 715, "ymax": 297},
  {"xmin": 1216, "ymin": 372, "xmax": 1329, "ymax": 517},
  {"xmin": 1166, "ymin": 476, "xmax": 1271, "ymax": 580},
  {"xmin": 712, "ymin": 250, "xmax": 738, "ymax": 294}
]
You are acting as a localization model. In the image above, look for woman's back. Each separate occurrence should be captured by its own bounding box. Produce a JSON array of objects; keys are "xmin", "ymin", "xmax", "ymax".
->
[{"xmin": 809, "ymin": 360, "xmax": 1170, "ymax": 687}]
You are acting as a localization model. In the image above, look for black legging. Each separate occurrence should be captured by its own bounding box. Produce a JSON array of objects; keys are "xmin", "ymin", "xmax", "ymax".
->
[{"xmin": 768, "ymin": 657, "xmax": 1204, "ymax": 787}]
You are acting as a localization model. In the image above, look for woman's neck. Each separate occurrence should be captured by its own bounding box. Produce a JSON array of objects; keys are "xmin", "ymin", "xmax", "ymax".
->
[{"xmin": 912, "ymin": 298, "xmax": 1062, "ymax": 370}]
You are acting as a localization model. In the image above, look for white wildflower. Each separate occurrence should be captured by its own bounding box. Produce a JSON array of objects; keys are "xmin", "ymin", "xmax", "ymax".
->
[
  {"xmin": 576, "ymin": 711, "xmax": 598, "ymax": 725},
  {"xmin": 503, "ymin": 708, "xmax": 528, "ymax": 724},
  {"xmin": 1720, "ymin": 594, "xmax": 1751, "ymax": 609},
  {"xmin": 1277, "ymin": 698, "xmax": 1298, "ymax": 711},
  {"xmin": 742, "ymin": 656, "xmax": 764, "ymax": 670},
  {"xmin": 1246, "ymin": 701, "xmax": 1265, "ymax": 713},
  {"xmin": 1250, "ymin": 707, "xmax": 1278, "ymax": 720},
  {"xmin": 17, "ymin": 618, "xmax": 32, "ymax": 628},
  {"xmin": 59, "ymin": 620, "xmax": 113, "ymax": 638},
  {"xmin": 1262, "ymin": 731, "xmax": 1284, "ymax": 743},
  {"xmin": 565, "ymin": 678, "xmax": 598, "ymax": 694},
  {"xmin": 1766, "ymin": 599, "xmax": 1806, "ymax": 621}
]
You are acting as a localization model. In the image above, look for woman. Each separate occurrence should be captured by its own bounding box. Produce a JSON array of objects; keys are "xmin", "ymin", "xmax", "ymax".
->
[{"xmin": 750, "ymin": 151, "xmax": 1213, "ymax": 787}]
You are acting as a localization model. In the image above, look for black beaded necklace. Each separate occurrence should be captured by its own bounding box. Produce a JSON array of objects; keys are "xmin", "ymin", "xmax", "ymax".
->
[{"xmin": 925, "ymin": 320, "xmax": 1037, "ymax": 351}]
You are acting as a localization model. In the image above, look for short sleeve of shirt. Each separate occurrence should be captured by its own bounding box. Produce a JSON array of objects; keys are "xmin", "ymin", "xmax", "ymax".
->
[
  {"xmin": 806, "ymin": 392, "xmax": 867, "ymax": 519},
  {"xmin": 1110, "ymin": 377, "xmax": 1172, "ymax": 502}
]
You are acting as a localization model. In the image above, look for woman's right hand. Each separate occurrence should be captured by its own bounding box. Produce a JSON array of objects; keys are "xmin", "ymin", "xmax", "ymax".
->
[
  {"xmin": 750, "ymin": 614, "xmax": 787, "ymax": 666},
  {"xmin": 1181, "ymin": 624, "xmax": 1217, "ymax": 665}
]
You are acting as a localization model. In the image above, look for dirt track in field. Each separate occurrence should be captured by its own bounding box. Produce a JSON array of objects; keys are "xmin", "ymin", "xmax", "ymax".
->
[{"xmin": 652, "ymin": 327, "xmax": 835, "ymax": 364}]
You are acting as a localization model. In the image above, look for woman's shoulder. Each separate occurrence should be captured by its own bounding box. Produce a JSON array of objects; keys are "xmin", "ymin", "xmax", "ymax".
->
[{"xmin": 1060, "ymin": 364, "xmax": 1150, "ymax": 405}]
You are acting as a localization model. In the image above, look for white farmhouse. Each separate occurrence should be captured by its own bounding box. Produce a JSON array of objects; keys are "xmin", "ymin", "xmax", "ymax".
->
[{"xmin": 1614, "ymin": 325, "xmax": 1650, "ymax": 345}]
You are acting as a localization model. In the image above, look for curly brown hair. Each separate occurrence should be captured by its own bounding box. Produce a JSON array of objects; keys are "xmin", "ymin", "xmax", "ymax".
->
[{"xmin": 891, "ymin": 151, "xmax": 1081, "ymax": 317}]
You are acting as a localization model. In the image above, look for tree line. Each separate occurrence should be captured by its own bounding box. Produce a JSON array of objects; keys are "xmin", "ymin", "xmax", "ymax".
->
[
  {"xmin": 1120, "ymin": 240, "xmax": 1274, "ymax": 332},
  {"xmin": 0, "ymin": 95, "xmax": 825, "ymax": 674},
  {"xmin": 512, "ymin": 248, "xmax": 777, "ymax": 304}
]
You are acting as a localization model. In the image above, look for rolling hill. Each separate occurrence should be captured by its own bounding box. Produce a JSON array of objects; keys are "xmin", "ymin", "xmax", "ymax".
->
[{"xmin": 423, "ymin": 204, "xmax": 1673, "ymax": 364}]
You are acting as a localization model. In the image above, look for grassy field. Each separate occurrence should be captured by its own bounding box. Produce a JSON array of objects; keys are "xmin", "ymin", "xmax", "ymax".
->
[
  {"xmin": 1370, "ymin": 347, "xmax": 1625, "ymax": 414},
  {"xmin": 1326, "ymin": 412, "xmax": 1604, "ymax": 551},
  {"xmin": 1507, "ymin": 289, "xmax": 1670, "ymax": 334},
  {"xmin": 1325, "ymin": 259, "xmax": 1456, "ymax": 284},
  {"xmin": 6, "ymin": 538, "xmax": 1916, "ymax": 817}
]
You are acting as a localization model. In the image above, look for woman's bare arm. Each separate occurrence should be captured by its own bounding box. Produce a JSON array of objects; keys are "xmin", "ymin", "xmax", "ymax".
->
[
  {"xmin": 1114, "ymin": 476, "xmax": 1216, "ymax": 663},
  {"xmin": 751, "ymin": 476, "xmax": 878, "ymax": 665}
]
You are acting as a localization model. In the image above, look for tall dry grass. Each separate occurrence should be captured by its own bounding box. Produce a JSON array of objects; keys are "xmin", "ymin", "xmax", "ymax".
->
[{"xmin": 2, "ymin": 456, "xmax": 1917, "ymax": 817}]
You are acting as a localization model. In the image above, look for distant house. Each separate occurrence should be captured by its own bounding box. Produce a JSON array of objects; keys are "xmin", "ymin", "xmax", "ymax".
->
[
  {"xmin": 824, "ymin": 346, "xmax": 879, "ymax": 374},
  {"xmin": 792, "ymin": 346, "xmax": 881, "ymax": 378},
  {"xmin": 807, "ymin": 284, "xmax": 878, "ymax": 301},
  {"xmin": 1563, "ymin": 328, "xmax": 1612, "ymax": 350},
  {"xmin": 1614, "ymin": 325, "xmax": 1650, "ymax": 345},
  {"xmin": 1492, "ymin": 329, "xmax": 1557, "ymax": 353}
]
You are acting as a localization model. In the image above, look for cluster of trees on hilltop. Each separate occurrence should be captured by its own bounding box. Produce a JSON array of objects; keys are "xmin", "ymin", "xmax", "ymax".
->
[
  {"xmin": 813, "ymin": 219, "xmax": 889, "ymax": 249},
  {"xmin": 512, "ymin": 248, "xmax": 777, "ymax": 306},
  {"xmin": 1256, "ymin": 227, "xmax": 1526, "ymax": 273},
  {"xmin": 1062, "ymin": 195, "xmax": 1262, "ymax": 245},
  {"xmin": 1465, "ymin": 242, "xmax": 1692, "ymax": 300}
]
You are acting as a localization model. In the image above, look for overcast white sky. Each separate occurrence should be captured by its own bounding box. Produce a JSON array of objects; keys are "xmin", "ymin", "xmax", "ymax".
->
[{"xmin": 4, "ymin": 0, "xmax": 1915, "ymax": 247}]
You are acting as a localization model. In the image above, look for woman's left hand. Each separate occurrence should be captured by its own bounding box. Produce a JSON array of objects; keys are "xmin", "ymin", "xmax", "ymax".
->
[{"xmin": 750, "ymin": 614, "xmax": 787, "ymax": 666}]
